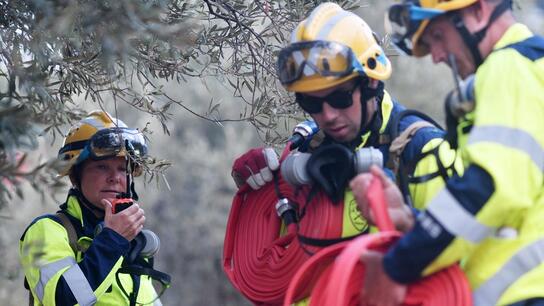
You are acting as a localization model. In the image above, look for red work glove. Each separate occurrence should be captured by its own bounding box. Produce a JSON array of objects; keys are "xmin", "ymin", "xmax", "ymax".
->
[{"xmin": 231, "ymin": 147, "xmax": 280, "ymax": 190}]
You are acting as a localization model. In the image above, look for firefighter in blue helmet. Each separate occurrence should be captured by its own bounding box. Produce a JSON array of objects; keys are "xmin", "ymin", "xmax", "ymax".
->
[
  {"xmin": 20, "ymin": 110, "xmax": 169, "ymax": 305},
  {"xmin": 352, "ymin": 1, "xmax": 544, "ymax": 305}
]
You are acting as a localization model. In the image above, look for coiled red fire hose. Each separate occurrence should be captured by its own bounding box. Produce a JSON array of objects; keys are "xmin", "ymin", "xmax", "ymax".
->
[
  {"xmin": 284, "ymin": 176, "xmax": 473, "ymax": 306},
  {"xmin": 223, "ymin": 146, "xmax": 346, "ymax": 305}
]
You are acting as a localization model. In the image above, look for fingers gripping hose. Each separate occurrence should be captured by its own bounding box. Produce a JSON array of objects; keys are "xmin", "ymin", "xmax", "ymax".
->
[
  {"xmin": 223, "ymin": 146, "xmax": 345, "ymax": 305},
  {"xmin": 285, "ymin": 177, "xmax": 473, "ymax": 306}
]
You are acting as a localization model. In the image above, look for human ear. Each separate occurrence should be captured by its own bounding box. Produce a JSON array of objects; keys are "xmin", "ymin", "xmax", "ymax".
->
[{"xmin": 464, "ymin": 0, "xmax": 490, "ymax": 28}]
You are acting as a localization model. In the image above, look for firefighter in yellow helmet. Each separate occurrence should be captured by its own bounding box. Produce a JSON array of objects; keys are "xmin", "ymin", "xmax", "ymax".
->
[
  {"xmin": 233, "ymin": 2, "xmax": 459, "ymax": 207},
  {"xmin": 19, "ymin": 110, "xmax": 169, "ymax": 305},
  {"xmin": 228, "ymin": 2, "xmax": 461, "ymax": 305},
  {"xmin": 352, "ymin": 1, "xmax": 544, "ymax": 305}
]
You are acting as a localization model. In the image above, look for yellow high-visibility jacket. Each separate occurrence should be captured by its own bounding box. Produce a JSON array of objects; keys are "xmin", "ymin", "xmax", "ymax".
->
[
  {"xmin": 295, "ymin": 90, "xmax": 459, "ymax": 305},
  {"xmin": 384, "ymin": 24, "xmax": 544, "ymax": 306},
  {"xmin": 342, "ymin": 90, "xmax": 459, "ymax": 236},
  {"xmin": 20, "ymin": 192, "xmax": 162, "ymax": 306}
]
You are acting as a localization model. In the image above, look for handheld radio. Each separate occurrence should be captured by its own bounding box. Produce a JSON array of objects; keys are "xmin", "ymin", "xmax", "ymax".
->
[{"xmin": 111, "ymin": 140, "xmax": 135, "ymax": 214}]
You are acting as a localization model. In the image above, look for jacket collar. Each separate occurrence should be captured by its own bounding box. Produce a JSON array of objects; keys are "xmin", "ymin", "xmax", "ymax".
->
[{"xmin": 59, "ymin": 190, "xmax": 103, "ymax": 237}]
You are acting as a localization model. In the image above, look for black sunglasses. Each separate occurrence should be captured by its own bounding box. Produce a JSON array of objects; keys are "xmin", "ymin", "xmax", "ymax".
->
[{"xmin": 295, "ymin": 83, "xmax": 358, "ymax": 114}]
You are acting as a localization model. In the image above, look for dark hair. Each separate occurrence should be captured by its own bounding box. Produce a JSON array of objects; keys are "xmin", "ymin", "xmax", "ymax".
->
[{"xmin": 70, "ymin": 162, "xmax": 85, "ymax": 189}]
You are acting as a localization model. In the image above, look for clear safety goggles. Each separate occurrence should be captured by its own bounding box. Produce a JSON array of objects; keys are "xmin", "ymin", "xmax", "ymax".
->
[
  {"xmin": 277, "ymin": 40, "xmax": 365, "ymax": 85},
  {"xmin": 385, "ymin": 3, "xmax": 445, "ymax": 55},
  {"xmin": 76, "ymin": 127, "xmax": 147, "ymax": 162}
]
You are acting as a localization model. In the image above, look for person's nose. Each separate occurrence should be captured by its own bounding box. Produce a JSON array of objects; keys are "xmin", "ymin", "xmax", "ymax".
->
[
  {"xmin": 430, "ymin": 44, "xmax": 447, "ymax": 65},
  {"xmin": 107, "ymin": 170, "xmax": 123, "ymax": 184},
  {"xmin": 319, "ymin": 102, "xmax": 339, "ymax": 123}
]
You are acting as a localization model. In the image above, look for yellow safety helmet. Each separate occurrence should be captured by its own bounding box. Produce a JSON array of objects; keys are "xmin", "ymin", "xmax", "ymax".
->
[
  {"xmin": 57, "ymin": 110, "xmax": 147, "ymax": 177},
  {"xmin": 387, "ymin": 0, "xmax": 477, "ymax": 57},
  {"xmin": 277, "ymin": 2, "xmax": 391, "ymax": 93},
  {"xmin": 386, "ymin": 0, "xmax": 514, "ymax": 58}
]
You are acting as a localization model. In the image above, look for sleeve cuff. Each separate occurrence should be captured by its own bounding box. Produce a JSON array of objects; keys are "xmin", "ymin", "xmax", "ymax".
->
[
  {"xmin": 95, "ymin": 227, "xmax": 130, "ymax": 256},
  {"xmin": 383, "ymin": 249, "xmax": 420, "ymax": 284}
]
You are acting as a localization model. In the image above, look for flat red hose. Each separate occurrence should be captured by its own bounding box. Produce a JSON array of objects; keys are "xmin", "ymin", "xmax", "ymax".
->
[
  {"xmin": 284, "ymin": 177, "xmax": 473, "ymax": 306},
  {"xmin": 223, "ymin": 146, "xmax": 346, "ymax": 305}
]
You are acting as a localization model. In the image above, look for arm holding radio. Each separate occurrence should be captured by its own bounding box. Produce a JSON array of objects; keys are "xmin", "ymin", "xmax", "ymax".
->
[{"xmin": 102, "ymin": 199, "xmax": 145, "ymax": 241}]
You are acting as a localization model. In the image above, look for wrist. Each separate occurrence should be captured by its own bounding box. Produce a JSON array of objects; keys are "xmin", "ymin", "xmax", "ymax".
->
[{"xmin": 398, "ymin": 205, "xmax": 415, "ymax": 233}]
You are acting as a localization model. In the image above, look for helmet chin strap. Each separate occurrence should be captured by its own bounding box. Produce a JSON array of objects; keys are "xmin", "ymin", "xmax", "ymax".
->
[
  {"xmin": 449, "ymin": 0, "xmax": 513, "ymax": 68},
  {"xmin": 359, "ymin": 78, "xmax": 384, "ymax": 132},
  {"xmin": 342, "ymin": 78, "xmax": 384, "ymax": 150},
  {"xmin": 124, "ymin": 140, "xmax": 139, "ymax": 201}
]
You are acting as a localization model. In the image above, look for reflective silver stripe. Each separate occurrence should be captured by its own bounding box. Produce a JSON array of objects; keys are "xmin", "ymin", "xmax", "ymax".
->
[
  {"xmin": 289, "ymin": 17, "xmax": 305, "ymax": 73},
  {"xmin": 81, "ymin": 116, "xmax": 126, "ymax": 129},
  {"xmin": 316, "ymin": 11, "xmax": 351, "ymax": 40},
  {"xmin": 154, "ymin": 298, "xmax": 163, "ymax": 306},
  {"xmin": 468, "ymin": 126, "xmax": 544, "ymax": 171},
  {"xmin": 35, "ymin": 257, "xmax": 76, "ymax": 301},
  {"xmin": 289, "ymin": 23, "xmax": 299, "ymax": 43},
  {"xmin": 304, "ymin": 11, "xmax": 351, "ymax": 77},
  {"xmin": 427, "ymin": 189, "xmax": 495, "ymax": 243},
  {"xmin": 473, "ymin": 239, "xmax": 544, "ymax": 306},
  {"xmin": 81, "ymin": 117, "xmax": 105, "ymax": 129},
  {"xmin": 63, "ymin": 264, "xmax": 96, "ymax": 306},
  {"xmin": 301, "ymin": 6, "xmax": 322, "ymax": 41}
]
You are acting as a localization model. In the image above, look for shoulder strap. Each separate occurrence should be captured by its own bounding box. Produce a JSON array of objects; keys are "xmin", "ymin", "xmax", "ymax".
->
[
  {"xmin": 384, "ymin": 109, "xmax": 442, "ymax": 207},
  {"xmin": 55, "ymin": 212, "xmax": 80, "ymax": 254},
  {"xmin": 386, "ymin": 120, "xmax": 435, "ymax": 174},
  {"xmin": 384, "ymin": 109, "xmax": 440, "ymax": 175}
]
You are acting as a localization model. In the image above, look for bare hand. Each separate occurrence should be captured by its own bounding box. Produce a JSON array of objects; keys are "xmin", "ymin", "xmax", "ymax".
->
[
  {"xmin": 360, "ymin": 250, "xmax": 407, "ymax": 306},
  {"xmin": 350, "ymin": 166, "xmax": 414, "ymax": 232},
  {"xmin": 102, "ymin": 199, "xmax": 145, "ymax": 241}
]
